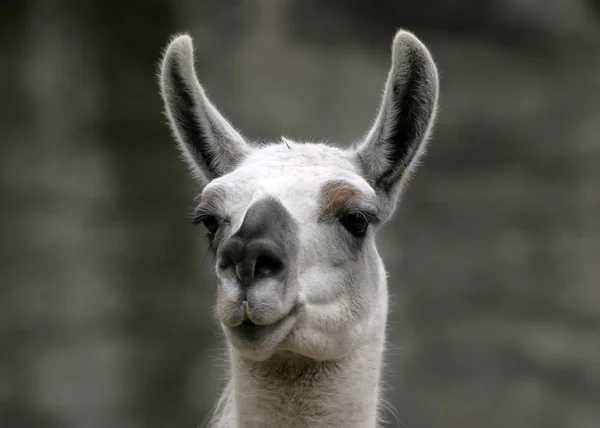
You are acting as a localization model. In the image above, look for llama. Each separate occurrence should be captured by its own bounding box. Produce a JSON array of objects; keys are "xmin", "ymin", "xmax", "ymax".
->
[{"xmin": 158, "ymin": 29, "xmax": 439, "ymax": 428}]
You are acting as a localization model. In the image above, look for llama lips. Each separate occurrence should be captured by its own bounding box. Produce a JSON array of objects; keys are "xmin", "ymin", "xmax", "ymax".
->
[
  {"xmin": 219, "ymin": 296, "xmax": 302, "ymax": 352},
  {"xmin": 225, "ymin": 305, "xmax": 299, "ymax": 356},
  {"xmin": 240, "ymin": 301, "xmax": 257, "ymax": 326},
  {"xmin": 222, "ymin": 296, "xmax": 292, "ymax": 328},
  {"xmin": 216, "ymin": 263, "xmax": 298, "ymax": 328}
]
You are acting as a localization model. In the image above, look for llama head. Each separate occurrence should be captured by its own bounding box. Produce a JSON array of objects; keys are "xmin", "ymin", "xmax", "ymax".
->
[{"xmin": 159, "ymin": 30, "xmax": 439, "ymax": 362}]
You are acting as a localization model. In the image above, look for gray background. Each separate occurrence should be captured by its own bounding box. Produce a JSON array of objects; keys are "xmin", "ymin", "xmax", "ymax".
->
[{"xmin": 1, "ymin": 1, "xmax": 599, "ymax": 427}]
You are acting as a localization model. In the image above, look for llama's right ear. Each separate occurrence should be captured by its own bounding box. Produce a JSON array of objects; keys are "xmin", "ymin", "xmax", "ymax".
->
[
  {"xmin": 159, "ymin": 34, "xmax": 250, "ymax": 185},
  {"xmin": 355, "ymin": 30, "xmax": 439, "ymax": 202}
]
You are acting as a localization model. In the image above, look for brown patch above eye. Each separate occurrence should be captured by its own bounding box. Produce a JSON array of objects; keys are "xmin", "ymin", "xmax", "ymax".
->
[{"xmin": 320, "ymin": 180, "xmax": 361, "ymax": 217}]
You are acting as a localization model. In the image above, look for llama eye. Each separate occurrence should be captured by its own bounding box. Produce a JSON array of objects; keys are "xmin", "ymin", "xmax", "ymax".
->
[
  {"xmin": 201, "ymin": 215, "xmax": 220, "ymax": 235},
  {"xmin": 193, "ymin": 212, "xmax": 220, "ymax": 236},
  {"xmin": 339, "ymin": 212, "xmax": 370, "ymax": 238}
]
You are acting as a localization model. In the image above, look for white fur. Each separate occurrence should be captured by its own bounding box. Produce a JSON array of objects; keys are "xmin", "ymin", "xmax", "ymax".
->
[{"xmin": 158, "ymin": 29, "xmax": 439, "ymax": 428}]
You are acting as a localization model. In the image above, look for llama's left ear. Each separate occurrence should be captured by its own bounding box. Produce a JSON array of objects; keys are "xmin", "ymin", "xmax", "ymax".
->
[
  {"xmin": 355, "ymin": 30, "xmax": 439, "ymax": 200},
  {"xmin": 159, "ymin": 34, "xmax": 250, "ymax": 186}
]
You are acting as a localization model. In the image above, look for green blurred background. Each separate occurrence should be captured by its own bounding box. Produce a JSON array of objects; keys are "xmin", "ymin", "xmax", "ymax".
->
[{"xmin": 1, "ymin": 1, "xmax": 599, "ymax": 427}]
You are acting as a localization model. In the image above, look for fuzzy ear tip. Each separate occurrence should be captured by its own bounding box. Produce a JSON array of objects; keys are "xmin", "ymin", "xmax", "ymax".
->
[
  {"xmin": 159, "ymin": 33, "xmax": 196, "ymax": 85},
  {"xmin": 392, "ymin": 29, "xmax": 418, "ymax": 44},
  {"xmin": 391, "ymin": 28, "xmax": 439, "ymax": 87},
  {"xmin": 164, "ymin": 33, "xmax": 194, "ymax": 58},
  {"xmin": 391, "ymin": 29, "xmax": 431, "ymax": 59}
]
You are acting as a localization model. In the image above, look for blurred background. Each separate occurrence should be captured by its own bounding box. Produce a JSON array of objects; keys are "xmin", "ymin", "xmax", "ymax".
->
[{"xmin": 1, "ymin": 1, "xmax": 599, "ymax": 427}]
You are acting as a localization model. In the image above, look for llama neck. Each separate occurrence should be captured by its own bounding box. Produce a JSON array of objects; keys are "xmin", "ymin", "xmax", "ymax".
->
[{"xmin": 216, "ymin": 342, "xmax": 384, "ymax": 428}]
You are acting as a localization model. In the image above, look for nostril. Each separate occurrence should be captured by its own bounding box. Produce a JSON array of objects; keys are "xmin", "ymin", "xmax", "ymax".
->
[
  {"xmin": 219, "ymin": 238, "xmax": 286, "ymax": 283},
  {"xmin": 254, "ymin": 254, "xmax": 284, "ymax": 278}
]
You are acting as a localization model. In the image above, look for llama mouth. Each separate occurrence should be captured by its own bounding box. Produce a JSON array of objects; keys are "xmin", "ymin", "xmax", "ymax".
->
[
  {"xmin": 236, "ymin": 300, "xmax": 269, "ymax": 327},
  {"xmin": 225, "ymin": 302, "xmax": 302, "ymax": 353},
  {"xmin": 231, "ymin": 311, "xmax": 294, "ymax": 346},
  {"xmin": 241, "ymin": 300, "xmax": 256, "ymax": 326},
  {"xmin": 236, "ymin": 303, "xmax": 295, "ymax": 332}
]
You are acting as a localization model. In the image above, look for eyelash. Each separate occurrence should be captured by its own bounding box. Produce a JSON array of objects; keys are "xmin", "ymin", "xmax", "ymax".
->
[
  {"xmin": 344, "ymin": 210, "xmax": 379, "ymax": 223},
  {"xmin": 338, "ymin": 209, "xmax": 379, "ymax": 238},
  {"xmin": 190, "ymin": 211, "xmax": 209, "ymax": 226}
]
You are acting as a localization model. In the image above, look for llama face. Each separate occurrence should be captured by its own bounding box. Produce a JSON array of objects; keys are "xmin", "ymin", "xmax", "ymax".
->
[
  {"xmin": 195, "ymin": 142, "xmax": 384, "ymax": 360},
  {"xmin": 159, "ymin": 31, "xmax": 439, "ymax": 361}
]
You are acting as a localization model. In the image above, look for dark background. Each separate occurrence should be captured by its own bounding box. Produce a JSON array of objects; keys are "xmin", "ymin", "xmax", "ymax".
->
[{"xmin": 1, "ymin": 1, "xmax": 599, "ymax": 427}]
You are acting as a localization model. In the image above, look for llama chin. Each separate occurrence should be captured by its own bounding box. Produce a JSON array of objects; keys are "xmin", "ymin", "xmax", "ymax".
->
[{"xmin": 158, "ymin": 28, "xmax": 439, "ymax": 428}]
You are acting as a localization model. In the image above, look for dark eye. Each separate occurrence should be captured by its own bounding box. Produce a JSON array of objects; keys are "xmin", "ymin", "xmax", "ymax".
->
[
  {"xmin": 201, "ymin": 215, "xmax": 220, "ymax": 235},
  {"xmin": 339, "ymin": 212, "xmax": 370, "ymax": 238},
  {"xmin": 190, "ymin": 211, "xmax": 219, "ymax": 236}
]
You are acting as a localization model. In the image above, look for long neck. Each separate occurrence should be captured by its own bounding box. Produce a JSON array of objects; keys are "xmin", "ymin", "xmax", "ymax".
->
[
  {"xmin": 208, "ymin": 250, "xmax": 389, "ymax": 428},
  {"xmin": 210, "ymin": 342, "xmax": 384, "ymax": 428}
]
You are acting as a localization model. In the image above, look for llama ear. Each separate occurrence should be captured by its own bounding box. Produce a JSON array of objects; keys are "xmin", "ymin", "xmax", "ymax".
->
[
  {"xmin": 355, "ymin": 30, "xmax": 439, "ymax": 199},
  {"xmin": 159, "ymin": 34, "xmax": 250, "ymax": 185}
]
